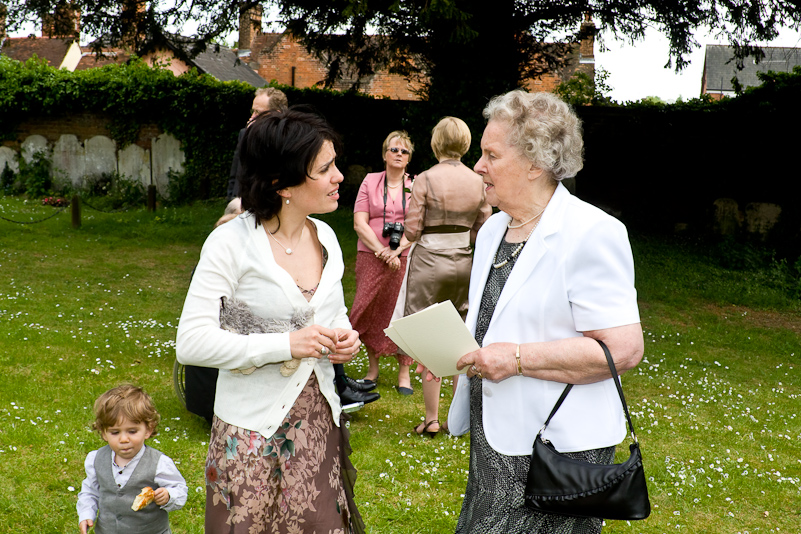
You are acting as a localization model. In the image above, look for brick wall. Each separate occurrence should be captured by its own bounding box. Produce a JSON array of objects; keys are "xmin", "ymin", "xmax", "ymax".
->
[
  {"xmin": 525, "ymin": 73, "xmax": 565, "ymax": 93},
  {"xmin": 522, "ymin": 55, "xmax": 593, "ymax": 93},
  {"xmin": 257, "ymin": 35, "xmax": 423, "ymax": 100},
  {"xmin": 363, "ymin": 72, "xmax": 423, "ymax": 100},
  {"xmin": 256, "ymin": 36, "xmax": 331, "ymax": 90}
]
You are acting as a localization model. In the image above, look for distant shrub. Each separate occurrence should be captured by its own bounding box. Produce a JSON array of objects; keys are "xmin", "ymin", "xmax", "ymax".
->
[{"xmin": 18, "ymin": 152, "xmax": 53, "ymax": 198}]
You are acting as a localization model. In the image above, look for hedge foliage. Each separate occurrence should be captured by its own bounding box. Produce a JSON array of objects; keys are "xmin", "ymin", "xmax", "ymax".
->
[
  {"xmin": 0, "ymin": 56, "xmax": 419, "ymax": 201},
  {"xmin": 2, "ymin": 56, "xmax": 800, "ymax": 209},
  {"xmin": 0, "ymin": 56, "xmax": 254, "ymax": 199}
]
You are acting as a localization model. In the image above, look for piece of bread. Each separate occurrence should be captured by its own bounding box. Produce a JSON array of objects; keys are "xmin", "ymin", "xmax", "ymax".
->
[{"xmin": 131, "ymin": 486, "xmax": 155, "ymax": 511}]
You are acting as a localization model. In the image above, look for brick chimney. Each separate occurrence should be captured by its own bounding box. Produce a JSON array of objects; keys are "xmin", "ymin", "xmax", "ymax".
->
[
  {"xmin": 579, "ymin": 13, "xmax": 595, "ymax": 64},
  {"xmin": 41, "ymin": 1, "xmax": 81, "ymax": 39},
  {"xmin": 238, "ymin": 3, "xmax": 263, "ymax": 54},
  {"xmin": 1, "ymin": 3, "xmax": 7, "ymax": 43},
  {"xmin": 120, "ymin": 0, "xmax": 147, "ymax": 50}
]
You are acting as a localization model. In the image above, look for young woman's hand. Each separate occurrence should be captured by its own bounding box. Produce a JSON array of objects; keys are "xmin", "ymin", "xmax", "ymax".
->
[
  {"xmin": 330, "ymin": 329, "xmax": 361, "ymax": 363},
  {"xmin": 289, "ymin": 325, "xmax": 339, "ymax": 359}
]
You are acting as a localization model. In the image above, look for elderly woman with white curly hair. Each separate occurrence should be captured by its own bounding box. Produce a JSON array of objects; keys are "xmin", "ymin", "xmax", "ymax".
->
[{"xmin": 448, "ymin": 90, "xmax": 644, "ymax": 533}]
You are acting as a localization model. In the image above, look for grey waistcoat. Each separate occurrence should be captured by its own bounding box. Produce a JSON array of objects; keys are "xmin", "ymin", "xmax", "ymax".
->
[{"xmin": 94, "ymin": 445, "xmax": 170, "ymax": 534}]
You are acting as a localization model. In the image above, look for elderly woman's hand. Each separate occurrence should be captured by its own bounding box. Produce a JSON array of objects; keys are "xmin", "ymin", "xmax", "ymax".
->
[
  {"xmin": 457, "ymin": 342, "xmax": 518, "ymax": 381},
  {"xmin": 330, "ymin": 328, "xmax": 361, "ymax": 363},
  {"xmin": 289, "ymin": 324, "xmax": 340, "ymax": 359}
]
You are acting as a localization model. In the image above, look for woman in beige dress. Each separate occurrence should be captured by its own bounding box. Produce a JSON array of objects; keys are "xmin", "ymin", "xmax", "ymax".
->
[{"xmin": 388, "ymin": 117, "xmax": 491, "ymax": 436}]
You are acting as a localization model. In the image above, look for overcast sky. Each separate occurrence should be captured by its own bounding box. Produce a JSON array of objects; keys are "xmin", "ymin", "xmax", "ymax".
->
[
  {"xmin": 596, "ymin": 27, "xmax": 801, "ymax": 103},
  {"xmin": 7, "ymin": 16, "xmax": 800, "ymax": 104}
]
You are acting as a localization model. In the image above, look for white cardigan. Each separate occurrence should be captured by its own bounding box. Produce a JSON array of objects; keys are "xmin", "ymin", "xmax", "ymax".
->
[
  {"xmin": 176, "ymin": 213, "xmax": 351, "ymax": 439},
  {"xmin": 448, "ymin": 183, "xmax": 641, "ymax": 455}
]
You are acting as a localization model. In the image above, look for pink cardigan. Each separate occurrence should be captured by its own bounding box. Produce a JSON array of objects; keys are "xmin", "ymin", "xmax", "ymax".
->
[{"xmin": 353, "ymin": 171, "xmax": 413, "ymax": 256}]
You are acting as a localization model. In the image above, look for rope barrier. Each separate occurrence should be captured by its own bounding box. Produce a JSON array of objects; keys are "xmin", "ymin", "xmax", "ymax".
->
[
  {"xmin": 80, "ymin": 197, "xmax": 135, "ymax": 214},
  {"xmin": 3, "ymin": 186, "xmax": 157, "ymax": 224},
  {"xmin": 0, "ymin": 205, "xmax": 70, "ymax": 224}
]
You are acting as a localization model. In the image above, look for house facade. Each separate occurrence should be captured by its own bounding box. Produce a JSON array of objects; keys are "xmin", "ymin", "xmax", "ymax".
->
[
  {"xmin": 3, "ymin": 2, "xmax": 595, "ymax": 99},
  {"xmin": 236, "ymin": 7, "xmax": 596, "ymax": 100},
  {"xmin": 0, "ymin": 35, "xmax": 82, "ymax": 70},
  {"xmin": 0, "ymin": 5, "xmax": 265, "ymax": 85}
]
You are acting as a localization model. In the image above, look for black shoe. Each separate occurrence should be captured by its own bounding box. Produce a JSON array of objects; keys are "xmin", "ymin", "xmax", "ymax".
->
[
  {"xmin": 344, "ymin": 375, "xmax": 377, "ymax": 392},
  {"xmin": 339, "ymin": 386, "xmax": 380, "ymax": 405}
]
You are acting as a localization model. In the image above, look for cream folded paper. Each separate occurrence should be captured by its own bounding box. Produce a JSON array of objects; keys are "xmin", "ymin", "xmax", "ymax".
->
[{"xmin": 384, "ymin": 300, "xmax": 479, "ymax": 378}]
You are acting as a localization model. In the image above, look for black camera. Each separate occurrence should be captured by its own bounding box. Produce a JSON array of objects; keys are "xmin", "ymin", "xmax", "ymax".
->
[{"xmin": 382, "ymin": 222, "xmax": 404, "ymax": 250}]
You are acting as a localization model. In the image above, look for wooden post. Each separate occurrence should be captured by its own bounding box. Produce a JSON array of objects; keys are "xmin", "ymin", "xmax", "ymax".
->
[
  {"xmin": 147, "ymin": 185, "xmax": 156, "ymax": 212},
  {"xmin": 71, "ymin": 194, "xmax": 81, "ymax": 228}
]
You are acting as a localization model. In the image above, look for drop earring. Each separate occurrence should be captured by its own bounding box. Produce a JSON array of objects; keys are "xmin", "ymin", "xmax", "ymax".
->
[{"xmin": 285, "ymin": 199, "xmax": 290, "ymax": 205}]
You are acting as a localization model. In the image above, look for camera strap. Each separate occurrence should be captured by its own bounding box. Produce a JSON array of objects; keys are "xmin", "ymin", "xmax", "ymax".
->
[{"xmin": 382, "ymin": 171, "xmax": 407, "ymax": 228}]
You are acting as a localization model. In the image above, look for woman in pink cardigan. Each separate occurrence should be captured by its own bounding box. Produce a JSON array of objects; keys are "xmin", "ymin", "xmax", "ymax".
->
[{"xmin": 350, "ymin": 130, "xmax": 415, "ymax": 394}]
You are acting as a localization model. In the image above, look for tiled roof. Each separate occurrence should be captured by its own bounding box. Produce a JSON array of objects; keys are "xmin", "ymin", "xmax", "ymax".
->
[
  {"xmin": 251, "ymin": 33, "xmax": 283, "ymax": 55},
  {"xmin": 1, "ymin": 36, "xmax": 77, "ymax": 67},
  {"xmin": 703, "ymin": 45, "xmax": 801, "ymax": 92},
  {"xmin": 75, "ymin": 33, "xmax": 266, "ymax": 86},
  {"xmin": 190, "ymin": 44, "xmax": 266, "ymax": 86},
  {"xmin": 75, "ymin": 49, "xmax": 133, "ymax": 70},
  {"xmin": 138, "ymin": 34, "xmax": 266, "ymax": 86}
]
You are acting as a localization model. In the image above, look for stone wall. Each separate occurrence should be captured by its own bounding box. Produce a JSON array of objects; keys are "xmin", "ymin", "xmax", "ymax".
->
[{"xmin": 1, "ymin": 114, "xmax": 183, "ymax": 197}]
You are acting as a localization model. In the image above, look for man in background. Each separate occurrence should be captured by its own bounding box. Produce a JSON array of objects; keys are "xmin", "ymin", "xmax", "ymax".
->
[{"xmin": 226, "ymin": 87, "xmax": 289, "ymax": 201}]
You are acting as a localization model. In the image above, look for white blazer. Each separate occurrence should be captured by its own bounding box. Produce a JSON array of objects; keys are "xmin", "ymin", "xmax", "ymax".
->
[{"xmin": 448, "ymin": 183, "xmax": 641, "ymax": 455}]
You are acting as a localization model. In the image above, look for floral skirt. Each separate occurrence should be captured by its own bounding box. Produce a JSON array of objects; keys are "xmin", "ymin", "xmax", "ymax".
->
[
  {"xmin": 205, "ymin": 373, "xmax": 364, "ymax": 534},
  {"xmin": 350, "ymin": 251, "xmax": 413, "ymax": 365}
]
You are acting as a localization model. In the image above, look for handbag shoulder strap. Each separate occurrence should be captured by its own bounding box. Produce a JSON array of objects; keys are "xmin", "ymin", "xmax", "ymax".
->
[
  {"xmin": 540, "ymin": 384, "xmax": 572, "ymax": 431},
  {"xmin": 538, "ymin": 339, "xmax": 640, "ymax": 442},
  {"xmin": 598, "ymin": 339, "xmax": 640, "ymax": 441}
]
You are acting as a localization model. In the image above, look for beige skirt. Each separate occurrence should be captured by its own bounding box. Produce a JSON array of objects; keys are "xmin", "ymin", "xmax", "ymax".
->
[{"xmin": 400, "ymin": 232, "xmax": 472, "ymax": 320}]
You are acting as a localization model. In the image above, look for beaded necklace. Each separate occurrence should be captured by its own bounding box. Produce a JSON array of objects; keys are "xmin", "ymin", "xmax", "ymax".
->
[{"xmin": 492, "ymin": 218, "xmax": 540, "ymax": 269}]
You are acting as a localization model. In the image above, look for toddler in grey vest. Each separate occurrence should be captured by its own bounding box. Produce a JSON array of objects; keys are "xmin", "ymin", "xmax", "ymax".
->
[{"xmin": 77, "ymin": 385, "xmax": 187, "ymax": 533}]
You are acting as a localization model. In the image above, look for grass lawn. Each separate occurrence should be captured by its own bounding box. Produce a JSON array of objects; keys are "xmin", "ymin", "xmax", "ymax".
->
[{"xmin": 1, "ymin": 195, "xmax": 799, "ymax": 533}]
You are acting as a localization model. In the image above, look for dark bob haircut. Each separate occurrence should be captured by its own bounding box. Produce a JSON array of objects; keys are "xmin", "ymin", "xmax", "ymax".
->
[{"xmin": 238, "ymin": 108, "xmax": 343, "ymax": 225}]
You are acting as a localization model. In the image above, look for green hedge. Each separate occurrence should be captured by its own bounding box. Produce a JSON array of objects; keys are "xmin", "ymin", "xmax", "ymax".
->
[
  {"xmin": 0, "ymin": 56, "xmax": 254, "ymax": 200},
  {"xmin": 2, "ymin": 55, "xmax": 800, "ymax": 244},
  {"xmin": 0, "ymin": 56, "xmax": 425, "ymax": 202}
]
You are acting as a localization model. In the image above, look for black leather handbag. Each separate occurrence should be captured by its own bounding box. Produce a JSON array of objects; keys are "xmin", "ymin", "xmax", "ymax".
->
[{"xmin": 524, "ymin": 339, "xmax": 651, "ymax": 520}]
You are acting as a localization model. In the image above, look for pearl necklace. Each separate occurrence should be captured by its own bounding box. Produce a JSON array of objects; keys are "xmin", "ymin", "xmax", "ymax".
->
[
  {"xmin": 266, "ymin": 226, "xmax": 301, "ymax": 255},
  {"xmin": 492, "ymin": 219, "xmax": 540, "ymax": 269},
  {"xmin": 507, "ymin": 206, "xmax": 546, "ymax": 229}
]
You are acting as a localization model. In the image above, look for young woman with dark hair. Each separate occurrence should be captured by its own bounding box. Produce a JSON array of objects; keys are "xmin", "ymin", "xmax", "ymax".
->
[{"xmin": 178, "ymin": 109, "xmax": 365, "ymax": 533}]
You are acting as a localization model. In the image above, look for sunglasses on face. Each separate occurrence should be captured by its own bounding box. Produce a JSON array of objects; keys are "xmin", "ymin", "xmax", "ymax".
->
[{"xmin": 387, "ymin": 147, "xmax": 411, "ymax": 156}]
